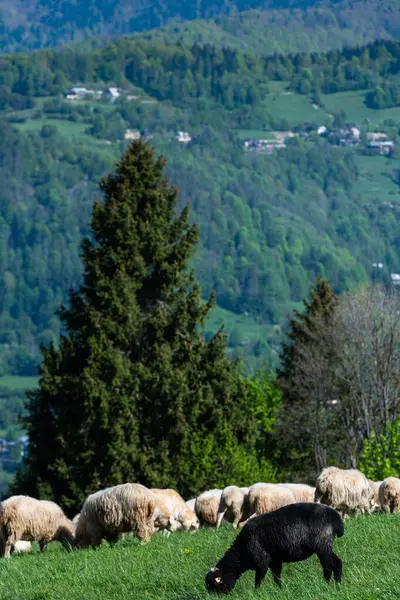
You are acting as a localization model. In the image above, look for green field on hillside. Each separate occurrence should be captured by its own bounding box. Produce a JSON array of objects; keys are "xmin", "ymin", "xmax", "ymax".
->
[
  {"xmin": 263, "ymin": 83, "xmax": 322, "ymax": 127},
  {"xmin": 260, "ymin": 84, "xmax": 400, "ymax": 129},
  {"xmin": 15, "ymin": 118, "xmax": 95, "ymax": 140},
  {"xmin": 354, "ymin": 155, "xmax": 400, "ymax": 205},
  {"xmin": 322, "ymin": 89, "xmax": 400, "ymax": 127},
  {"xmin": 0, "ymin": 515, "xmax": 398, "ymax": 599}
]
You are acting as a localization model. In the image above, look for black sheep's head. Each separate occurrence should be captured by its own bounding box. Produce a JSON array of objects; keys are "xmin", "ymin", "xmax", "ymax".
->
[{"xmin": 205, "ymin": 567, "xmax": 237, "ymax": 594}]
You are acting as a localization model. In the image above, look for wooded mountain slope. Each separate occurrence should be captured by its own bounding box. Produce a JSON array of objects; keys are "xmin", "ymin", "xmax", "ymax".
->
[
  {"xmin": 0, "ymin": 0, "xmax": 399, "ymax": 53},
  {"xmin": 1, "ymin": 37, "xmax": 400, "ymax": 375},
  {"xmin": 140, "ymin": 2, "xmax": 400, "ymax": 56}
]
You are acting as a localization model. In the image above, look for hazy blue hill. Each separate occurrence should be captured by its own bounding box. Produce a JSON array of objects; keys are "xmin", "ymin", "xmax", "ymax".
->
[{"xmin": 0, "ymin": 0, "xmax": 400, "ymax": 54}]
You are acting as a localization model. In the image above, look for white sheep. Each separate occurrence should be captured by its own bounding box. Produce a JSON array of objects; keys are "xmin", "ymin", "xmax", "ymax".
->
[
  {"xmin": 281, "ymin": 483, "xmax": 316, "ymax": 503},
  {"xmin": 151, "ymin": 489, "xmax": 199, "ymax": 532},
  {"xmin": 0, "ymin": 495, "xmax": 75, "ymax": 558},
  {"xmin": 195, "ymin": 489, "xmax": 222, "ymax": 526},
  {"xmin": 315, "ymin": 466, "xmax": 373, "ymax": 517},
  {"xmin": 75, "ymin": 483, "xmax": 179, "ymax": 548},
  {"xmin": 247, "ymin": 483, "xmax": 295, "ymax": 518},
  {"xmin": 216, "ymin": 486, "xmax": 249, "ymax": 529},
  {"xmin": 368, "ymin": 480, "xmax": 382, "ymax": 512},
  {"xmin": 379, "ymin": 477, "xmax": 400, "ymax": 514}
]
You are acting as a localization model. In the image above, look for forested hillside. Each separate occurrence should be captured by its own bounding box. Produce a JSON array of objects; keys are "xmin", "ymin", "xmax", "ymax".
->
[
  {"xmin": 140, "ymin": 1, "xmax": 400, "ymax": 56},
  {"xmin": 1, "ymin": 36, "xmax": 400, "ymax": 378},
  {"xmin": 0, "ymin": 0, "xmax": 399, "ymax": 54}
]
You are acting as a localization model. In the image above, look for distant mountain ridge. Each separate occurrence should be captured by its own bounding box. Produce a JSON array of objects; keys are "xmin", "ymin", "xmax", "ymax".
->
[
  {"xmin": 0, "ymin": 0, "xmax": 399, "ymax": 54},
  {"xmin": 139, "ymin": 2, "xmax": 400, "ymax": 56}
]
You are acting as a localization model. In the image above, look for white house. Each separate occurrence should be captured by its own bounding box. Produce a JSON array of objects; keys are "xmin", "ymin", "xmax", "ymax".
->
[
  {"xmin": 317, "ymin": 126, "xmax": 327, "ymax": 135},
  {"xmin": 106, "ymin": 87, "xmax": 121, "ymax": 100},
  {"xmin": 65, "ymin": 87, "xmax": 100, "ymax": 101},
  {"xmin": 124, "ymin": 129, "xmax": 141, "ymax": 140},
  {"xmin": 390, "ymin": 274, "xmax": 400, "ymax": 285},
  {"xmin": 176, "ymin": 131, "xmax": 192, "ymax": 143}
]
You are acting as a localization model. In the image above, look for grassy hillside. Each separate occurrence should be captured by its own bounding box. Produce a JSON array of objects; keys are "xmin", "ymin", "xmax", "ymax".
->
[{"xmin": 0, "ymin": 516, "xmax": 398, "ymax": 599}]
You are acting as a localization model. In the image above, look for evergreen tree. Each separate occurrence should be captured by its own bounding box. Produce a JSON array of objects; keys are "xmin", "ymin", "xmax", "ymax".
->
[
  {"xmin": 278, "ymin": 276, "xmax": 338, "ymax": 399},
  {"xmin": 13, "ymin": 141, "xmax": 269, "ymax": 512},
  {"xmin": 276, "ymin": 277, "xmax": 339, "ymax": 478}
]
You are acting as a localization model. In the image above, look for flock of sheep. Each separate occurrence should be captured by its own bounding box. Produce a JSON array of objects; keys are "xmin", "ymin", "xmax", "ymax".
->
[{"xmin": 0, "ymin": 466, "xmax": 399, "ymax": 558}]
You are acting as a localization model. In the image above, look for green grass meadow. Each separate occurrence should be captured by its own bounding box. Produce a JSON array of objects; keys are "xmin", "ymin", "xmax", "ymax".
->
[
  {"xmin": 0, "ymin": 515, "xmax": 398, "ymax": 600},
  {"xmin": 260, "ymin": 84, "xmax": 400, "ymax": 129},
  {"xmin": 354, "ymin": 155, "xmax": 400, "ymax": 205}
]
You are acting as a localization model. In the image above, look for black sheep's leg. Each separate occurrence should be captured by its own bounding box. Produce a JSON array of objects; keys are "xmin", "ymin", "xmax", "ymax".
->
[
  {"xmin": 318, "ymin": 549, "xmax": 342, "ymax": 583},
  {"xmin": 39, "ymin": 540, "xmax": 48, "ymax": 552},
  {"xmin": 270, "ymin": 560, "xmax": 283, "ymax": 586},
  {"xmin": 317, "ymin": 550, "xmax": 333, "ymax": 582},
  {"xmin": 106, "ymin": 534, "xmax": 121, "ymax": 546},
  {"xmin": 253, "ymin": 552, "xmax": 270, "ymax": 589},
  {"xmin": 331, "ymin": 552, "xmax": 342, "ymax": 583}
]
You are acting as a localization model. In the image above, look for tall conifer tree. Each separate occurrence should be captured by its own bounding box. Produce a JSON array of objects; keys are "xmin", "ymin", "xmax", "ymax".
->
[
  {"xmin": 14, "ymin": 141, "xmax": 264, "ymax": 511},
  {"xmin": 277, "ymin": 277, "xmax": 339, "ymax": 477},
  {"xmin": 278, "ymin": 276, "xmax": 338, "ymax": 393}
]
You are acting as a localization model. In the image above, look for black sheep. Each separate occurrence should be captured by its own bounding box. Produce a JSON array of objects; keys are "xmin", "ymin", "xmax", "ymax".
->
[{"xmin": 205, "ymin": 502, "xmax": 343, "ymax": 594}]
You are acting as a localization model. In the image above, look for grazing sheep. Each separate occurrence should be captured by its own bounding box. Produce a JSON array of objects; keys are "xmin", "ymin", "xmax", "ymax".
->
[
  {"xmin": 368, "ymin": 480, "xmax": 382, "ymax": 512},
  {"xmin": 379, "ymin": 478, "xmax": 400, "ymax": 514},
  {"xmin": 195, "ymin": 490, "xmax": 222, "ymax": 526},
  {"xmin": 0, "ymin": 495, "xmax": 75, "ymax": 558},
  {"xmin": 216, "ymin": 486, "xmax": 249, "ymax": 529},
  {"xmin": 75, "ymin": 483, "xmax": 179, "ymax": 548},
  {"xmin": 185, "ymin": 498, "xmax": 196, "ymax": 513},
  {"xmin": 281, "ymin": 483, "xmax": 316, "ymax": 503},
  {"xmin": 315, "ymin": 467, "xmax": 373, "ymax": 517},
  {"xmin": 151, "ymin": 489, "xmax": 199, "ymax": 532},
  {"xmin": 206, "ymin": 502, "xmax": 344, "ymax": 594},
  {"xmin": 247, "ymin": 483, "xmax": 295, "ymax": 517}
]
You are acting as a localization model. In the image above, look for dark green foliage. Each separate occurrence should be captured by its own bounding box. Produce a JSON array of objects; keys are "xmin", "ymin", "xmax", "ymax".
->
[
  {"xmin": 365, "ymin": 81, "xmax": 400, "ymax": 109},
  {"xmin": 14, "ymin": 141, "xmax": 271, "ymax": 511},
  {"xmin": 276, "ymin": 277, "xmax": 339, "ymax": 478},
  {"xmin": 278, "ymin": 277, "xmax": 338, "ymax": 386}
]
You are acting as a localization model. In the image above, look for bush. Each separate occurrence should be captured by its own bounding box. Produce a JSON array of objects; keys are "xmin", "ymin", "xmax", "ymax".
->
[{"xmin": 360, "ymin": 420, "xmax": 400, "ymax": 480}]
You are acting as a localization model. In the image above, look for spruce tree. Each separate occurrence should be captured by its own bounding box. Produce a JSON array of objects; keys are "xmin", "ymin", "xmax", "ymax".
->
[
  {"xmin": 14, "ymin": 141, "xmax": 264, "ymax": 512},
  {"xmin": 278, "ymin": 276, "xmax": 338, "ymax": 398},
  {"xmin": 276, "ymin": 277, "xmax": 339, "ymax": 478}
]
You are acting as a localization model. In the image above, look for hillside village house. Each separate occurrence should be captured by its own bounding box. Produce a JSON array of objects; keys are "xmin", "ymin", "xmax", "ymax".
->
[
  {"xmin": 367, "ymin": 140, "xmax": 395, "ymax": 155},
  {"xmin": 125, "ymin": 129, "xmax": 141, "ymax": 140},
  {"xmin": 106, "ymin": 87, "xmax": 121, "ymax": 100},
  {"xmin": 65, "ymin": 87, "xmax": 102, "ymax": 100},
  {"xmin": 176, "ymin": 131, "xmax": 192, "ymax": 143}
]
